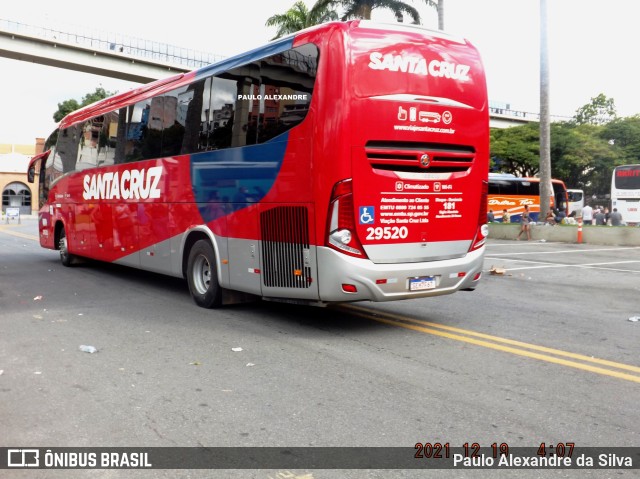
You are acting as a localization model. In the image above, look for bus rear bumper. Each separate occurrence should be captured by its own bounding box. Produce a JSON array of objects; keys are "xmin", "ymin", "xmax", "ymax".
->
[{"xmin": 316, "ymin": 246, "xmax": 485, "ymax": 303}]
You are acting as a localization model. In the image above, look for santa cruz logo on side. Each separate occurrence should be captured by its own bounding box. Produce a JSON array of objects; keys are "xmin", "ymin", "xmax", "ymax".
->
[
  {"xmin": 368, "ymin": 52, "xmax": 471, "ymax": 81},
  {"xmin": 83, "ymin": 166, "xmax": 163, "ymax": 200}
]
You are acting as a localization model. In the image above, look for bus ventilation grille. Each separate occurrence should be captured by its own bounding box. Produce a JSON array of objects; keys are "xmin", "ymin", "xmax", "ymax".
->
[
  {"xmin": 365, "ymin": 140, "xmax": 475, "ymax": 174},
  {"xmin": 260, "ymin": 206, "xmax": 312, "ymax": 289}
]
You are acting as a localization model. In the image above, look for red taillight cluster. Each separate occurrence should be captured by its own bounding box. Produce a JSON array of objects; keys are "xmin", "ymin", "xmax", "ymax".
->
[
  {"xmin": 326, "ymin": 179, "xmax": 367, "ymax": 258},
  {"xmin": 469, "ymin": 180, "xmax": 489, "ymax": 252}
]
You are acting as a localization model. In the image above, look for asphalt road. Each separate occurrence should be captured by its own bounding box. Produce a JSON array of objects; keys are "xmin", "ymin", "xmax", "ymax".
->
[{"xmin": 1, "ymin": 218, "xmax": 639, "ymax": 478}]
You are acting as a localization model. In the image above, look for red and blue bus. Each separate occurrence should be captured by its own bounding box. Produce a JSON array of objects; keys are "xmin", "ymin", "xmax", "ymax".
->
[{"xmin": 28, "ymin": 20, "xmax": 489, "ymax": 308}]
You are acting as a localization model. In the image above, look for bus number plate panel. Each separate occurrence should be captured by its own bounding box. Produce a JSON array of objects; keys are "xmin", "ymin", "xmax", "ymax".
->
[{"xmin": 409, "ymin": 276, "xmax": 436, "ymax": 291}]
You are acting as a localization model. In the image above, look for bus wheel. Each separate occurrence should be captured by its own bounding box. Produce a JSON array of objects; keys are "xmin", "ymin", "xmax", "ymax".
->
[
  {"xmin": 187, "ymin": 239, "xmax": 222, "ymax": 308},
  {"xmin": 59, "ymin": 226, "xmax": 74, "ymax": 267}
]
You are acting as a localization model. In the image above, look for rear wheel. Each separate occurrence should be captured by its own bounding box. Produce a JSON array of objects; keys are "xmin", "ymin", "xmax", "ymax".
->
[
  {"xmin": 187, "ymin": 240, "xmax": 222, "ymax": 308},
  {"xmin": 58, "ymin": 226, "xmax": 74, "ymax": 267}
]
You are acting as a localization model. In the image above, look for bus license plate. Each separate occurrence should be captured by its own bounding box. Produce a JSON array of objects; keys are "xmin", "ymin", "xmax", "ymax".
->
[{"xmin": 409, "ymin": 276, "xmax": 436, "ymax": 291}]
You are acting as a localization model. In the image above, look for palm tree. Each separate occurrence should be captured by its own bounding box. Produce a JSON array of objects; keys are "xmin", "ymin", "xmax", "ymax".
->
[
  {"xmin": 266, "ymin": 1, "xmax": 339, "ymax": 39},
  {"xmin": 314, "ymin": 0, "xmax": 421, "ymax": 22}
]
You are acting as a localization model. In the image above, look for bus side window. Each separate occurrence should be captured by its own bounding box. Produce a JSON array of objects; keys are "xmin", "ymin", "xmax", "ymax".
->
[
  {"xmin": 257, "ymin": 44, "xmax": 318, "ymax": 143},
  {"xmin": 208, "ymin": 76, "xmax": 236, "ymax": 150},
  {"xmin": 222, "ymin": 66, "xmax": 261, "ymax": 148},
  {"xmin": 118, "ymin": 99, "xmax": 157, "ymax": 163},
  {"xmin": 157, "ymin": 79, "xmax": 208, "ymax": 156},
  {"xmin": 53, "ymin": 124, "xmax": 82, "ymax": 175}
]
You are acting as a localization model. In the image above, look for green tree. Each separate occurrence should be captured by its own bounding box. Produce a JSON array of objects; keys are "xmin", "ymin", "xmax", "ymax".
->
[
  {"xmin": 80, "ymin": 87, "xmax": 112, "ymax": 107},
  {"xmin": 48, "ymin": 87, "xmax": 115, "ymax": 148},
  {"xmin": 53, "ymin": 87, "xmax": 114, "ymax": 122},
  {"xmin": 491, "ymin": 120, "xmax": 619, "ymax": 199},
  {"xmin": 266, "ymin": 1, "xmax": 338, "ymax": 39},
  {"xmin": 574, "ymin": 93, "xmax": 617, "ymax": 125},
  {"xmin": 314, "ymin": 0, "xmax": 421, "ymax": 22},
  {"xmin": 600, "ymin": 115, "xmax": 640, "ymax": 183},
  {"xmin": 601, "ymin": 115, "xmax": 640, "ymax": 152},
  {"xmin": 52, "ymin": 99, "xmax": 81, "ymax": 123},
  {"xmin": 550, "ymin": 122, "xmax": 617, "ymax": 196},
  {"xmin": 490, "ymin": 122, "xmax": 541, "ymax": 177}
]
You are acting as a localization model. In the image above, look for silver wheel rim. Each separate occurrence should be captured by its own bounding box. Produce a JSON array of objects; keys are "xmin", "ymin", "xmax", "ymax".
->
[{"xmin": 192, "ymin": 254, "xmax": 211, "ymax": 295}]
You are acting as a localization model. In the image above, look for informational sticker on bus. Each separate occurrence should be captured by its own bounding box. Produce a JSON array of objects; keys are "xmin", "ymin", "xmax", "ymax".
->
[
  {"xmin": 378, "ymin": 196, "xmax": 430, "ymax": 225},
  {"xmin": 377, "ymin": 193, "xmax": 464, "ymax": 225},
  {"xmin": 435, "ymin": 197, "xmax": 463, "ymax": 219},
  {"xmin": 409, "ymin": 276, "xmax": 436, "ymax": 291}
]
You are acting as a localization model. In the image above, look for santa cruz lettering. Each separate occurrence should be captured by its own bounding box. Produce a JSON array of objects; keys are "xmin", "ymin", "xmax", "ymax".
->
[
  {"xmin": 368, "ymin": 52, "xmax": 471, "ymax": 81},
  {"xmin": 83, "ymin": 166, "xmax": 163, "ymax": 200}
]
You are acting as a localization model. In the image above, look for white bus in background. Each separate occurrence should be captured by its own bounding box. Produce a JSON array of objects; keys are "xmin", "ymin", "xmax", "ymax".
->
[
  {"xmin": 567, "ymin": 189, "xmax": 584, "ymax": 216},
  {"xmin": 611, "ymin": 164, "xmax": 640, "ymax": 225}
]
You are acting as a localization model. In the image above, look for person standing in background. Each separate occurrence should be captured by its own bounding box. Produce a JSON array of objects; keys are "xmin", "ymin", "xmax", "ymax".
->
[
  {"xmin": 610, "ymin": 208, "xmax": 623, "ymax": 226},
  {"xmin": 517, "ymin": 205, "xmax": 532, "ymax": 240},
  {"xmin": 582, "ymin": 203, "xmax": 593, "ymax": 225}
]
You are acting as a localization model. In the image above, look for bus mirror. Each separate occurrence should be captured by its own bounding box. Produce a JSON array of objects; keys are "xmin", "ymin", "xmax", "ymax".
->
[{"xmin": 27, "ymin": 165, "xmax": 36, "ymax": 183}]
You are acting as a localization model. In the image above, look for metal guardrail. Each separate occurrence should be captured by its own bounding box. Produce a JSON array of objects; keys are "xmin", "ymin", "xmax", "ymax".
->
[
  {"xmin": 489, "ymin": 107, "xmax": 571, "ymax": 123},
  {"xmin": 0, "ymin": 18, "xmax": 225, "ymax": 69}
]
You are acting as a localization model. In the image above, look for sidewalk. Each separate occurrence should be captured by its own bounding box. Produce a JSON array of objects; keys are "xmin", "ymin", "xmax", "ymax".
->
[
  {"xmin": 0, "ymin": 215, "xmax": 39, "ymax": 239},
  {"xmin": 489, "ymin": 223, "xmax": 640, "ymax": 246}
]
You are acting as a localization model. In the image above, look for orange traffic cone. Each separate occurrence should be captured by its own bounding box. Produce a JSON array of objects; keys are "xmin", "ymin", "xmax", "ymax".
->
[{"xmin": 577, "ymin": 218, "xmax": 583, "ymax": 244}]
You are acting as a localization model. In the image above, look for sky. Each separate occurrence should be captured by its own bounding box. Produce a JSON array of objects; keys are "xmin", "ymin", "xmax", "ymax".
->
[{"xmin": 0, "ymin": 0, "xmax": 638, "ymax": 144}]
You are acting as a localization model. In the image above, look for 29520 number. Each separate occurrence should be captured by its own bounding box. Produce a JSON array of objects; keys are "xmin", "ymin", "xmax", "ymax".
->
[{"xmin": 366, "ymin": 226, "xmax": 409, "ymax": 241}]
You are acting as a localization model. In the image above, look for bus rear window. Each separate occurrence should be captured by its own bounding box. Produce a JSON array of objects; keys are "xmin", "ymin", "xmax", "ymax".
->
[{"xmin": 349, "ymin": 26, "xmax": 485, "ymax": 109}]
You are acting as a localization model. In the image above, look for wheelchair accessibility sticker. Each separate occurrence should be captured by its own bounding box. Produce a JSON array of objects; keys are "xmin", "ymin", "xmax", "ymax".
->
[{"xmin": 359, "ymin": 206, "xmax": 375, "ymax": 224}]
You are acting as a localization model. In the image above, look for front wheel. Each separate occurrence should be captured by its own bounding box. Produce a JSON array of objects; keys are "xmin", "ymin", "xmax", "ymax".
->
[
  {"xmin": 187, "ymin": 240, "xmax": 222, "ymax": 308},
  {"xmin": 59, "ymin": 226, "xmax": 74, "ymax": 267}
]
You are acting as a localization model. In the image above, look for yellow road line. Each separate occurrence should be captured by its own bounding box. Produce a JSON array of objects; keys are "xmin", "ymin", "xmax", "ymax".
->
[
  {"xmin": 340, "ymin": 304, "xmax": 640, "ymax": 384},
  {"xmin": 0, "ymin": 226, "xmax": 39, "ymax": 241}
]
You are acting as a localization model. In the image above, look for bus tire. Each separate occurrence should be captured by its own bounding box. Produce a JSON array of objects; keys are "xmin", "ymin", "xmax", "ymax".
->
[
  {"xmin": 187, "ymin": 239, "xmax": 222, "ymax": 308},
  {"xmin": 59, "ymin": 226, "xmax": 74, "ymax": 267}
]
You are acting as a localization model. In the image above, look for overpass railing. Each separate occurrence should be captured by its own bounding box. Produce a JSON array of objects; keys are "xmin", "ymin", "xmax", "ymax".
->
[{"xmin": 0, "ymin": 18, "xmax": 225, "ymax": 69}]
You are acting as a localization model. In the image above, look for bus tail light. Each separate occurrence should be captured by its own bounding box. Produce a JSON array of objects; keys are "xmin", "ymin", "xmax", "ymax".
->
[
  {"xmin": 326, "ymin": 179, "xmax": 367, "ymax": 258},
  {"xmin": 469, "ymin": 180, "xmax": 489, "ymax": 252}
]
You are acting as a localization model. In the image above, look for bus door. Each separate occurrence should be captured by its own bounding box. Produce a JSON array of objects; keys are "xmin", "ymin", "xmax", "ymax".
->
[{"xmin": 552, "ymin": 182, "xmax": 568, "ymax": 213}]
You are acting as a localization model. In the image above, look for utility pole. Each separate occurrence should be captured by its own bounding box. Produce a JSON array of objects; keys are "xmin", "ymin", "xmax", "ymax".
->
[{"xmin": 539, "ymin": 0, "xmax": 552, "ymax": 220}]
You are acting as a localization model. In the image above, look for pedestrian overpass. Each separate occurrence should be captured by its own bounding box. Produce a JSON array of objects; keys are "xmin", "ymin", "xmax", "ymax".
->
[{"xmin": 0, "ymin": 18, "xmax": 539, "ymax": 128}]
